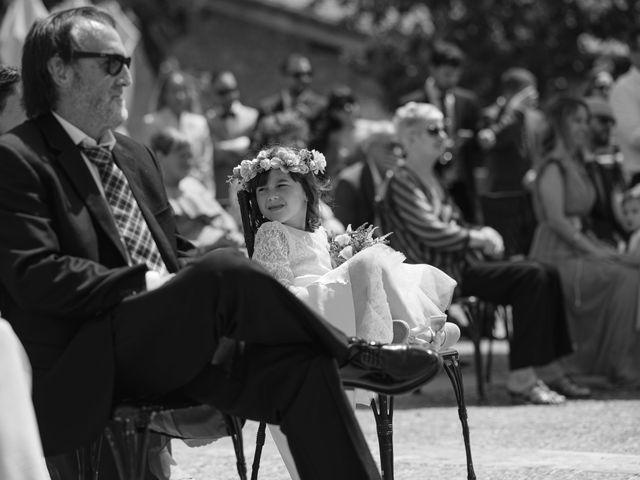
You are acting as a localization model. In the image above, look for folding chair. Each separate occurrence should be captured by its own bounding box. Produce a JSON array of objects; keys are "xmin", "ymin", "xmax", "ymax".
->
[
  {"xmin": 237, "ymin": 190, "xmax": 476, "ymax": 480},
  {"xmin": 76, "ymin": 397, "xmax": 247, "ymax": 480}
]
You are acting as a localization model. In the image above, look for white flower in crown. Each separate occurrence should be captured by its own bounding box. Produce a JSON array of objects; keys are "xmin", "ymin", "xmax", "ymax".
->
[
  {"xmin": 228, "ymin": 147, "xmax": 327, "ymax": 191},
  {"xmin": 259, "ymin": 158, "xmax": 271, "ymax": 170}
]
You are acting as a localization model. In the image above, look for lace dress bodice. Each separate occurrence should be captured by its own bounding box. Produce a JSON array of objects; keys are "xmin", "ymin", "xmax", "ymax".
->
[{"xmin": 253, "ymin": 221, "xmax": 332, "ymax": 292}]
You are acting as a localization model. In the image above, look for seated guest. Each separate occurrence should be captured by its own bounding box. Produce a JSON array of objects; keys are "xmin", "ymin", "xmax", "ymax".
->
[
  {"xmin": 610, "ymin": 27, "xmax": 640, "ymax": 186},
  {"xmin": 244, "ymin": 109, "xmax": 344, "ymax": 235},
  {"xmin": 380, "ymin": 102, "xmax": 589, "ymax": 403},
  {"xmin": 582, "ymin": 96, "xmax": 627, "ymax": 248},
  {"xmin": 477, "ymin": 68, "xmax": 543, "ymax": 257},
  {"xmin": 0, "ymin": 319, "xmax": 51, "ymax": 480},
  {"xmin": 142, "ymin": 68, "xmax": 215, "ymax": 192},
  {"xmin": 333, "ymin": 121, "xmax": 401, "ymax": 228},
  {"xmin": 529, "ymin": 96, "xmax": 640, "ymax": 387},
  {"xmin": 206, "ymin": 70, "xmax": 259, "ymax": 203},
  {"xmin": 151, "ymin": 127, "xmax": 244, "ymax": 252},
  {"xmin": 309, "ymin": 85, "xmax": 367, "ymax": 179},
  {"xmin": 258, "ymin": 53, "xmax": 326, "ymax": 133},
  {"xmin": 0, "ymin": 8, "xmax": 440, "ymax": 478},
  {"xmin": 0, "ymin": 65, "xmax": 26, "ymax": 133},
  {"xmin": 0, "ymin": 66, "xmax": 49, "ymax": 480},
  {"xmin": 621, "ymin": 185, "xmax": 640, "ymax": 255}
]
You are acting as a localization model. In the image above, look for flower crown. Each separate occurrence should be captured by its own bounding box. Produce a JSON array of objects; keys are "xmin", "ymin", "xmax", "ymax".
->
[{"xmin": 228, "ymin": 148, "xmax": 327, "ymax": 191}]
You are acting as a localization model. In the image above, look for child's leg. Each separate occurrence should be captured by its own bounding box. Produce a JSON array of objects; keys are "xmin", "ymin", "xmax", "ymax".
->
[{"xmin": 347, "ymin": 250, "xmax": 394, "ymax": 343}]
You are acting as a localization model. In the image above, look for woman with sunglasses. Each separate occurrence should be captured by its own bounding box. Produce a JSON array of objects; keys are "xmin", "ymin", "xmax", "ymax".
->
[{"xmin": 378, "ymin": 102, "xmax": 587, "ymax": 404}]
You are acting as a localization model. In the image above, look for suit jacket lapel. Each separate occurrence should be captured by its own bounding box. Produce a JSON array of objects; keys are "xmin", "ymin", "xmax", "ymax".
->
[
  {"xmin": 36, "ymin": 114, "xmax": 130, "ymax": 264},
  {"xmin": 112, "ymin": 143, "xmax": 179, "ymax": 271}
]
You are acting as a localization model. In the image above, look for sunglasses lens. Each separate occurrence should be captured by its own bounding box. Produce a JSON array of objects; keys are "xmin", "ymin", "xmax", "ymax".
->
[
  {"xmin": 292, "ymin": 71, "xmax": 312, "ymax": 79},
  {"xmin": 107, "ymin": 56, "xmax": 130, "ymax": 76}
]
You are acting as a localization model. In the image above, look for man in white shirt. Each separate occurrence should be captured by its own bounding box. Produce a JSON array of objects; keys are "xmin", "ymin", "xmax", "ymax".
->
[{"xmin": 610, "ymin": 27, "xmax": 640, "ymax": 185}]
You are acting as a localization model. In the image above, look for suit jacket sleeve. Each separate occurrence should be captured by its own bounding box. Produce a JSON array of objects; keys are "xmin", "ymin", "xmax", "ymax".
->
[{"xmin": 0, "ymin": 142, "xmax": 147, "ymax": 319}]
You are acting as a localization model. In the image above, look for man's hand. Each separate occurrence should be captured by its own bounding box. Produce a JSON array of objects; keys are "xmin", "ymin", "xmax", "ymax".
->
[
  {"xmin": 145, "ymin": 271, "xmax": 176, "ymax": 291},
  {"xmin": 477, "ymin": 128, "xmax": 496, "ymax": 150},
  {"xmin": 506, "ymin": 85, "xmax": 538, "ymax": 114}
]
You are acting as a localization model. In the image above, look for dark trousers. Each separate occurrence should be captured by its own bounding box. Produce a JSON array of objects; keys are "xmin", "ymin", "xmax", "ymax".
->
[
  {"xmin": 111, "ymin": 249, "xmax": 380, "ymax": 480},
  {"xmin": 461, "ymin": 259, "xmax": 573, "ymax": 370}
]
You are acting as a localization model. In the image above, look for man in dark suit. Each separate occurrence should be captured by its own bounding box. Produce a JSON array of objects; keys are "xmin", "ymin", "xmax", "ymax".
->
[
  {"xmin": 333, "ymin": 122, "xmax": 400, "ymax": 229},
  {"xmin": 400, "ymin": 40, "xmax": 482, "ymax": 222},
  {"xmin": 206, "ymin": 70, "xmax": 259, "ymax": 203},
  {"xmin": 0, "ymin": 8, "xmax": 440, "ymax": 479},
  {"xmin": 258, "ymin": 53, "xmax": 326, "ymax": 131},
  {"xmin": 476, "ymin": 68, "xmax": 543, "ymax": 257}
]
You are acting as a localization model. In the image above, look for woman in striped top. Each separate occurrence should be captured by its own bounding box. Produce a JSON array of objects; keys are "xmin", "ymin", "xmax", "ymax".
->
[{"xmin": 380, "ymin": 102, "xmax": 590, "ymax": 404}]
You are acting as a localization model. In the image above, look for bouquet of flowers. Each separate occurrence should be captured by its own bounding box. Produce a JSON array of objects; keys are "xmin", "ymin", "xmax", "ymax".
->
[{"xmin": 329, "ymin": 223, "xmax": 392, "ymax": 268}]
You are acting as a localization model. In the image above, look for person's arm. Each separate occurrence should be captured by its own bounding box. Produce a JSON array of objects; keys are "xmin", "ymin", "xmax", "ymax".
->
[
  {"xmin": 252, "ymin": 222, "xmax": 308, "ymax": 299},
  {"xmin": 0, "ymin": 145, "xmax": 148, "ymax": 319},
  {"xmin": 388, "ymin": 174, "xmax": 471, "ymax": 251},
  {"xmin": 389, "ymin": 172, "xmax": 502, "ymax": 257},
  {"xmin": 537, "ymin": 162, "xmax": 614, "ymax": 257}
]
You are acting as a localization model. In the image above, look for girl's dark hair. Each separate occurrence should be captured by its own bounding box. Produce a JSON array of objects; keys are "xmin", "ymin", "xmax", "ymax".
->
[
  {"xmin": 246, "ymin": 146, "xmax": 330, "ymax": 232},
  {"xmin": 541, "ymin": 95, "xmax": 589, "ymax": 156},
  {"xmin": 22, "ymin": 7, "xmax": 116, "ymax": 118}
]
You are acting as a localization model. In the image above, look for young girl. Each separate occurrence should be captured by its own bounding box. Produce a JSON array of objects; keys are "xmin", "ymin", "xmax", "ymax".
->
[
  {"xmin": 229, "ymin": 145, "xmax": 460, "ymax": 350},
  {"xmin": 230, "ymin": 146, "xmax": 460, "ymax": 480}
]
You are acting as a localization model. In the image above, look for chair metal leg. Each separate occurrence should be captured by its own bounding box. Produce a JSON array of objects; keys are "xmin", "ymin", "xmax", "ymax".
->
[
  {"xmin": 441, "ymin": 350, "xmax": 476, "ymax": 480},
  {"xmin": 461, "ymin": 297, "xmax": 487, "ymax": 402},
  {"xmin": 250, "ymin": 422, "xmax": 267, "ymax": 480},
  {"xmin": 75, "ymin": 436, "xmax": 103, "ymax": 480},
  {"xmin": 370, "ymin": 394, "xmax": 394, "ymax": 480},
  {"xmin": 223, "ymin": 414, "xmax": 247, "ymax": 480},
  {"xmin": 103, "ymin": 406, "xmax": 155, "ymax": 480}
]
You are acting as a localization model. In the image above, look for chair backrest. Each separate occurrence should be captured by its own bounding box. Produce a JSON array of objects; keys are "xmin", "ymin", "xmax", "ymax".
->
[
  {"xmin": 479, "ymin": 191, "xmax": 536, "ymax": 258},
  {"xmin": 237, "ymin": 190, "xmax": 258, "ymax": 257}
]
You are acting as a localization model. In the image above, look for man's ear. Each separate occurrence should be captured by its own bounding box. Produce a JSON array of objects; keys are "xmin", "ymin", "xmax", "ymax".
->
[{"xmin": 47, "ymin": 56, "xmax": 73, "ymax": 88}]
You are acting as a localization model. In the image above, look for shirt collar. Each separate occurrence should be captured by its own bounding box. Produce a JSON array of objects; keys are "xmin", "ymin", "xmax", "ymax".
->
[{"xmin": 52, "ymin": 111, "xmax": 117, "ymax": 150}]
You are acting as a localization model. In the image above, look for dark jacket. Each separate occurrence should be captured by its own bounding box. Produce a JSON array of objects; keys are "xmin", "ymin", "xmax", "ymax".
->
[{"xmin": 0, "ymin": 113, "xmax": 193, "ymax": 454}]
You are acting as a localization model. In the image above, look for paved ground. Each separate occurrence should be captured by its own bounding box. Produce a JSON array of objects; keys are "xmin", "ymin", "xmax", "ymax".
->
[{"xmin": 171, "ymin": 340, "xmax": 640, "ymax": 479}]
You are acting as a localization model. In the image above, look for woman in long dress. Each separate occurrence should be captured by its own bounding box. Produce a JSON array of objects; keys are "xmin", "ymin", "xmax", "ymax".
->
[{"xmin": 529, "ymin": 95, "xmax": 640, "ymax": 385}]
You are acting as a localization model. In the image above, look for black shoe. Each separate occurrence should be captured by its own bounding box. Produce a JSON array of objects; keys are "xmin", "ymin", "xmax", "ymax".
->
[{"xmin": 340, "ymin": 340, "xmax": 442, "ymax": 395}]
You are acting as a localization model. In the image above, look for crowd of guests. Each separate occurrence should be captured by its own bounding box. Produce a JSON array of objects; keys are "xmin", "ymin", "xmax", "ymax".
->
[
  {"xmin": 145, "ymin": 36, "xmax": 640, "ymax": 399},
  {"xmin": 2, "ymin": 5, "xmax": 640, "ymax": 480},
  {"xmin": 144, "ymin": 35, "xmax": 640, "ymax": 396}
]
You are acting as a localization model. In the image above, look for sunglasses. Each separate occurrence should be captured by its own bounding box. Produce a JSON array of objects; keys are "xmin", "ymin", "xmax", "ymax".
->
[
  {"xmin": 425, "ymin": 125, "xmax": 446, "ymax": 136},
  {"xmin": 290, "ymin": 70, "xmax": 312, "ymax": 79},
  {"xmin": 593, "ymin": 115, "xmax": 615, "ymax": 126},
  {"xmin": 72, "ymin": 51, "xmax": 131, "ymax": 76},
  {"xmin": 216, "ymin": 87, "xmax": 238, "ymax": 96}
]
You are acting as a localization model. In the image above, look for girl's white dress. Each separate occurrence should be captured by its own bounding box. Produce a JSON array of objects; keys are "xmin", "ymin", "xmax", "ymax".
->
[
  {"xmin": 252, "ymin": 221, "xmax": 457, "ymax": 344},
  {"xmin": 252, "ymin": 221, "xmax": 459, "ymax": 480}
]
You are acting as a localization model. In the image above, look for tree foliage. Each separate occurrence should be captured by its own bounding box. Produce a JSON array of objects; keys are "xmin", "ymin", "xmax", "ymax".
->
[{"xmin": 319, "ymin": 0, "xmax": 639, "ymax": 106}]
